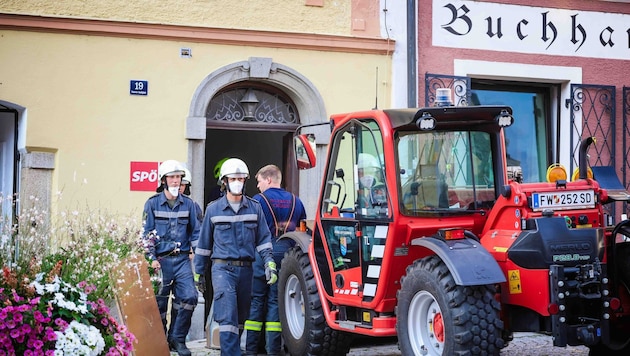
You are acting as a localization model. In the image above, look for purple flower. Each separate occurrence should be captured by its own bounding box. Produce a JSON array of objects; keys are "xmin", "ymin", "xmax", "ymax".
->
[
  {"xmin": 33, "ymin": 338, "xmax": 44, "ymax": 349},
  {"xmin": 4, "ymin": 320, "xmax": 15, "ymax": 329},
  {"xmin": 44, "ymin": 327, "xmax": 57, "ymax": 341},
  {"xmin": 19, "ymin": 323, "xmax": 31, "ymax": 334},
  {"xmin": 11, "ymin": 312, "xmax": 23, "ymax": 323},
  {"xmin": 9, "ymin": 328, "xmax": 20, "ymax": 338}
]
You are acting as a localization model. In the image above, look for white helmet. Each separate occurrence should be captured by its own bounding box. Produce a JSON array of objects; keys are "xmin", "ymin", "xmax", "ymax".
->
[
  {"xmin": 158, "ymin": 160, "xmax": 186, "ymax": 181},
  {"xmin": 219, "ymin": 158, "xmax": 249, "ymax": 180},
  {"xmin": 358, "ymin": 153, "xmax": 381, "ymax": 189},
  {"xmin": 357, "ymin": 153, "xmax": 379, "ymax": 170},
  {"xmin": 182, "ymin": 167, "xmax": 192, "ymax": 185}
]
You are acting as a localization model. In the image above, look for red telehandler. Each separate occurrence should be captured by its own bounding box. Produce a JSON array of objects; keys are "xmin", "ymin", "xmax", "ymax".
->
[{"xmin": 278, "ymin": 103, "xmax": 630, "ymax": 355}]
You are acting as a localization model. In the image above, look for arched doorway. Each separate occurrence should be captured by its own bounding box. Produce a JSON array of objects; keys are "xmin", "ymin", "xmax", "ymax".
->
[
  {"xmin": 186, "ymin": 57, "xmax": 327, "ymax": 215},
  {"xmin": 204, "ymin": 83, "xmax": 299, "ymax": 204}
]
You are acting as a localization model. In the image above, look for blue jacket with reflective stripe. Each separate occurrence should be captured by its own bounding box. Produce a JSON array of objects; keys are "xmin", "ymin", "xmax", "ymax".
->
[
  {"xmin": 142, "ymin": 192, "xmax": 200, "ymax": 258},
  {"xmin": 194, "ymin": 195, "xmax": 274, "ymax": 275}
]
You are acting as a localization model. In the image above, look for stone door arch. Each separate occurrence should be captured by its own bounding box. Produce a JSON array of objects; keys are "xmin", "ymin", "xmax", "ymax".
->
[{"xmin": 186, "ymin": 57, "xmax": 327, "ymax": 215}]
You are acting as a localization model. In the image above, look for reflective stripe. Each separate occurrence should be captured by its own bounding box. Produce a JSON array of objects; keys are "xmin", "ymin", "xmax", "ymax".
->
[
  {"xmin": 211, "ymin": 214, "xmax": 257, "ymax": 224},
  {"xmin": 180, "ymin": 302, "xmax": 196, "ymax": 311},
  {"xmin": 265, "ymin": 321, "xmax": 282, "ymax": 332},
  {"xmin": 154, "ymin": 210, "xmax": 190, "ymax": 219},
  {"xmin": 219, "ymin": 324, "xmax": 239, "ymax": 334},
  {"xmin": 256, "ymin": 242, "xmax": 273, "ymax": 252},
  {"xmin": 244, "ymin": 320, "xmax": 263, "ymax": 331},
  {"xmin": 195, "ymin": 247, "xmax": 212, "ymax": 256}
]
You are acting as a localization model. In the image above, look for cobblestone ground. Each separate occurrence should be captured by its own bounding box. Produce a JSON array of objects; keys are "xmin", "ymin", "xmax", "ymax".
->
[{"xmin": 182, "ymin": 332, "xmax": 589, "ymax": 355}]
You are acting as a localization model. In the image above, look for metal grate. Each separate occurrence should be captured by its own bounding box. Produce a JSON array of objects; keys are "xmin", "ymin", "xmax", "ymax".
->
[
  {"xmin": 424, "ymin": 74, "xmax": 471, "ymax": 107},
  {"xmin": 568, "ymin": 84, "xmax": 616, "ymax": 217},
  {"xmin": 568, "ymin": 84, "xmax": 616, "ymax": 171},
  {"xmin": 206, "ymin": 87, "xmax": 298, "ymax": 126}
]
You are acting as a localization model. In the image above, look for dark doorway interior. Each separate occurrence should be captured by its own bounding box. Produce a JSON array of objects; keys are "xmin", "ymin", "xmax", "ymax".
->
[{"xmin": 204, "ymin": 129, "xmax": 294, "ymax": 206}]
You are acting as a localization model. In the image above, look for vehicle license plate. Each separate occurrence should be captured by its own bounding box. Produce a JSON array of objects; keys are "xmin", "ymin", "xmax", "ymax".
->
[{"xmin": 531, "ymin": 190, "xmax": 595, "ymax": 211}]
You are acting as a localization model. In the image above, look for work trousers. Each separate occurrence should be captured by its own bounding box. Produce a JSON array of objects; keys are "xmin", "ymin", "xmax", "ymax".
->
[
  {"xmin": 244, "ymin": 239, "xmax": 294, "ymax": 355},
  {"xmin": 244, "ymin": 255, "xmax": 281, "ymax": 355},
  {"xmin": 156, "ymin": 253, "xmax": 198, "ymax": 343},
  {"xmin": 212, "ymin": 261, "xmax": 254, "ymax": 356}
]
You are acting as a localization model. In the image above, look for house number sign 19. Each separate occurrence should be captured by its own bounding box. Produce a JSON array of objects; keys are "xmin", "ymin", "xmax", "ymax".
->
[{"xmin": 130, "ymin": 80, "xmax": 148, "ymax": 95}]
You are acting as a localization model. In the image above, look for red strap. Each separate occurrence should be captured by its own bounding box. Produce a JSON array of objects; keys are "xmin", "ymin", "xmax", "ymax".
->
[{"xmin": 260, "ymin": 192, "xmax": 296, "ymax": 237}]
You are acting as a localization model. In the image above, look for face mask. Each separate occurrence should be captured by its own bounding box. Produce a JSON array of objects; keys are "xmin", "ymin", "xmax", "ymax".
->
[
  {"xmin": 228, "ymin": 181, "xmax": 244, "ymax": 195},
  {"xmin": 168, "ymin": 186, "xmax": 179, "ymax": 197},
  {"xmin": 360, "ymin": 175, "xmax": 375, "ymax": 188}
]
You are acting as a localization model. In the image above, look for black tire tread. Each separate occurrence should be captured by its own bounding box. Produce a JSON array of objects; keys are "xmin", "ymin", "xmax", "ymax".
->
[
  {"xmin": 280, "ymin": 246, "xmax": 353, "ymax": 356},
  {"xmin": 396, "ymin": 256, "xmax": 505, "ymax": 355}
]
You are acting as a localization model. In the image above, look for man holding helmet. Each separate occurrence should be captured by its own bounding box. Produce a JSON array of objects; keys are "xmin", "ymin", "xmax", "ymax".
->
[
  {"xmin": 142, "ymin": 160, "xmax": 200, "ymax": 356},
  {"xmin": 194, "ymin": 158, "xmax": 277, "ymax": 356}
]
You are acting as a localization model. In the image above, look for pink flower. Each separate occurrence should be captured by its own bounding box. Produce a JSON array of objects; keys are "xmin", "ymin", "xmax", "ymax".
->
[
  {"xmin": 43, "ymin": 327, "xmax": 57, "ymax": 341},
  {"xmin": 9, "ymin": 328, "xmax": 21, "ymax": 338},
  {"xmin": 19, "ymin": 324, "xmax": 31, "ymax": 334},
  {"xmin": 32, "ymin": 339, "xmax": 44, "ymax": 349},
  {"xmin": 11, "ymin": 312, "xmax": 23, "ymax": 323}
]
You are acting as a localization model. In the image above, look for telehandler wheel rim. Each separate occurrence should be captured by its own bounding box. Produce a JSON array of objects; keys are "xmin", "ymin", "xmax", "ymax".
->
[
  {"xmin": 408, "ymin": 290, "xmax": 445, "ymax": 355},
  {"xmin": 284, "ymin": 274, "xmax": 305, "ymax": 339}
]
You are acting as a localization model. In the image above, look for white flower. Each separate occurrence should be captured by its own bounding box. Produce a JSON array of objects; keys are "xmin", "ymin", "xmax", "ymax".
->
[
  {"xmin": 31, "ymin": 275, "xmax": 90, "ymax": 315},
  {"xmin": 55, "ymin": 320, "xmax": 105, "ymax": 356}
]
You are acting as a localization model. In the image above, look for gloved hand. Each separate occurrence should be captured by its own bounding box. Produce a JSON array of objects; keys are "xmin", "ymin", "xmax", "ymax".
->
[
  {"xmin": 265, "ymin": 261, "xmax": 278, "ymax": 285},
  {"xmin": 195, "ymin": 273, "xmax": 206, "ymax": 293}
]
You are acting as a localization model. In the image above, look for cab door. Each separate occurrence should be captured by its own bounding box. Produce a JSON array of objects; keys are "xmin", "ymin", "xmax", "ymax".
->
[{"xmin": 318, "ymin": 119, "xmax": 391, "ymax": 306}]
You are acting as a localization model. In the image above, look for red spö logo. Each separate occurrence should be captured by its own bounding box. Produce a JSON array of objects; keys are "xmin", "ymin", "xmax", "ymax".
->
[{"xmin": 130, "ymin": 161, "xmax": 160, "ymax": 191}]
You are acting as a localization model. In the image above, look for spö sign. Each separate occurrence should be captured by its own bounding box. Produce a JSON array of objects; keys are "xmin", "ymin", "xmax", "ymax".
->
[{"xmin": 130, "ymin": 161, "xmax": 159, "ymax": 191}]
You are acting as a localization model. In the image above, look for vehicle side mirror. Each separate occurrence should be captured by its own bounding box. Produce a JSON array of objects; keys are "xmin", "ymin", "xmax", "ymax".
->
[{"xmin": 294, "ymin": 133, "xmax": 317, "ymax": 169}]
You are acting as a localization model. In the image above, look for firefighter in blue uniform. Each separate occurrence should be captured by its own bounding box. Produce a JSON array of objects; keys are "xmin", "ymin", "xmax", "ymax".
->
[
  {"xmin": 142, "ymin": 160, "xmax": 200, "ymax": 356},
  {"xmin": 166, "ymin": 166, "xmax": 203, "ymax": 350},
  {"xmin": 194, "ymin": 158, "xmax": 277, "ymax": 356},
  {"xmin": 244, "ymin": 164, "xmax": 307, "ymax": 356}
]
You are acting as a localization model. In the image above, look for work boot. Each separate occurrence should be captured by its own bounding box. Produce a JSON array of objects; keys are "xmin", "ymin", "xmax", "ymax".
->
[
  {"xmin": 168, "ymin": 340, "xmax": 192, "ymax": 356},
  {"xmin": 167, "ymin": 338, "xmax": 176, "ymax": 352}
]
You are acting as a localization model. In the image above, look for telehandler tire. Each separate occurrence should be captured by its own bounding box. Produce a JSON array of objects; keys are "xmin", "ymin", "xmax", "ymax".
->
[
  {"xmin": 396, "ymin": 255, "xmax": 505, "ymax": 355},
  {"xmin": 279, "ymin": 246, "xmax": 353, "ymax": 356}
]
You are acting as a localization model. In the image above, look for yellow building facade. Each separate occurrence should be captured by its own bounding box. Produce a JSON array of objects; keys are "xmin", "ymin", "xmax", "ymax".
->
[{"xmin": 0, "ymin": 0, "xmax": 395, "ymax": 219}]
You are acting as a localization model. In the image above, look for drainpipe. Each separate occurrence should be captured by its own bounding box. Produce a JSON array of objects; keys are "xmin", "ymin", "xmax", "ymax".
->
[{"xmin": 407, "ymin": 0, "xmax": 417, "ymax": 108}]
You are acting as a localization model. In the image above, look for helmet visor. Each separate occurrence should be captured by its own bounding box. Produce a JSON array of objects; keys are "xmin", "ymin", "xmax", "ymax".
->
[
  {"xmin": 226, "ymin": 173, "xmax": 248, "ymax": 179},
  {"xmin": 165, "ymin": 171, "xmax": 185, "ymax": 177}
]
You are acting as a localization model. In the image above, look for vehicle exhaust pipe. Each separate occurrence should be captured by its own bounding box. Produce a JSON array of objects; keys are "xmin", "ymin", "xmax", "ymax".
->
[{"xmin": 578, "ymin": 137, "xmax": 595, "ymax": 180}]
